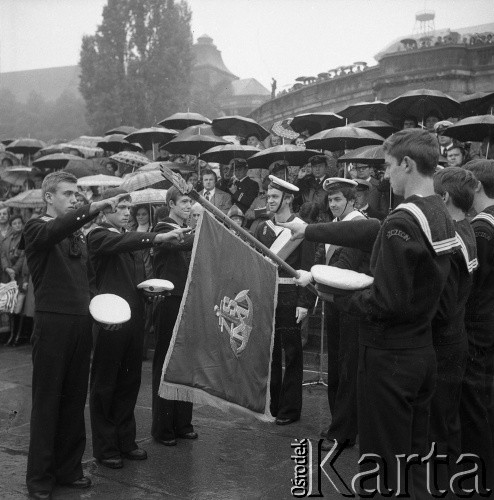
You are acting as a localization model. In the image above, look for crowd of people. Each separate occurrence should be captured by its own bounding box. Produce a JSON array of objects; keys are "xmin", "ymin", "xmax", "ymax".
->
[{"xmin": 1, "ymin": 101, "xmax": 493, "ymax": 499}]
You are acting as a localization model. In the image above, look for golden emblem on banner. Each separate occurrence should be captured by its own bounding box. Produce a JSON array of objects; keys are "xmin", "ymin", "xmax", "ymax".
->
[{"xmin": 214, "ymin": 290, "xmax": 253, "ymax": 357}]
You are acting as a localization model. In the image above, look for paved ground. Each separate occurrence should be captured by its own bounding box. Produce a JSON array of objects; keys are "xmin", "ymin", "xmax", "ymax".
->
[{"xmin": 0, "ymin": 343, "xmax": 359, "ymax": 499}]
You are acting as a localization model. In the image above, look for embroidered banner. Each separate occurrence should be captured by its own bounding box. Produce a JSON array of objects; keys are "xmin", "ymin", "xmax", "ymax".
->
[{"xmin": 159, "ymin": 211, "xmax": 278, "ymax": 421}]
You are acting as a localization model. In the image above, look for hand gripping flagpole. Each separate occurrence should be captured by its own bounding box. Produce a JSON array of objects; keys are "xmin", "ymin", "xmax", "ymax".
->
[{"xmin": 160, "ymin": 163, "xmax": 318, "ymax": 297}]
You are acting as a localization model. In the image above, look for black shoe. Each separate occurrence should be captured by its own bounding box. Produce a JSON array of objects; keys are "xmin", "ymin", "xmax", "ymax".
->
[
  {"xmin": 61, "ymin": 476, "xmax": 92, "ymax": 488},
  {"xmin": 29, "ymin": 492, "xmax": 52, "ymax": 500},
  {"xmin": 123, "ymin": 448, "xmax": 147, "ymax": 460},
  {"xmin": 320, "ymin": 438, "xmax": 356, "ymax": 452},
  {"xmin": 275, "ymin": 417, "xmax": 298, "ymax": 426},
  {"xmin": 99, "ymin": 457, "xmax": 123, "ymax": 469},
  {"xmin": 155, "ymin": 438, "xmax": 177, "ymax": 446},
  {"xmin": 177, "ymin": 432, "xmax": 198, "ymax": 440}
]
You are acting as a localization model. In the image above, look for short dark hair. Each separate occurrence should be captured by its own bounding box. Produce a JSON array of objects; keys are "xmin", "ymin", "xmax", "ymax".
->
[
  {"xmin": 383, "ymin": 129, "xmax": 439, "ymax": 176},
  {"xmin": 433, "ymin": 167, "xmax": 477, "ymax": 213},
  {"xmin": 403, "ymin": 115, "xmax": 418, "ymax": 127},
  {"xmin": 464, "ymin": 159, "xmax": 494, "ymax": 198},
  {"xmin": 325, "ymin": 184, "xmax": 356, "ymax": 201},
  {"xmin": 166, "ymin": 185, "xmax": 190, "ymax": 206},
  {"xmin": 308, "ymin": 155, "xmax": 327, "ymax": 167},
  {"xmin": 42, "ymin": 171, "xmax": 78, "ymax": 199},
  {"xmin": 9, "ymin": 214, "xmax": 23, "ymax": 226},
  {"xmin": 201, "ymin": 168, "xmax": 217, "ymax": 182},
  {"xmin": 154, "ymin": 206, "xmax": 169, "ymax": 224},
  {"xmin": 446, "ymin": 145, "xmax": 466, "ymax": 159}
]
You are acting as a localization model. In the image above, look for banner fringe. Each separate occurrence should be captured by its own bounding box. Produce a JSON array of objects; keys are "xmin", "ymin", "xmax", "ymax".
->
[
  {"xmin": 158, "ymin": 381, "xmax": 275, "ymax": 423},
  {"xmin": 160, "ymin": 211, "xmax": 278, "ymax": 424}
]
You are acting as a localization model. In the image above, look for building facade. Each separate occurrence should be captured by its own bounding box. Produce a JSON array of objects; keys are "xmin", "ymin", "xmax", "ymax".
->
[{"xmin": 250, "ymin": 23, "xmax": 494, "ymax": 127}]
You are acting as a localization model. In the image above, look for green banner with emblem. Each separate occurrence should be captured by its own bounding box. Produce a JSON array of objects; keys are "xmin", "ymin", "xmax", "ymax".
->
[{"xmin": 159, "ymin": 211, "xmax": 278, "ymax": 421}]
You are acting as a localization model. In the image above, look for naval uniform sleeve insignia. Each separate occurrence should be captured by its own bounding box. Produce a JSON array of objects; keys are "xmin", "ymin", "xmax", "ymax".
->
[
  {"xmin": 386, "ymin": 228, "xmax": 411, "ymax": 241},
  {"xmin": 475, "ymin": 230, "xmax": 492, "ymax": 241}
]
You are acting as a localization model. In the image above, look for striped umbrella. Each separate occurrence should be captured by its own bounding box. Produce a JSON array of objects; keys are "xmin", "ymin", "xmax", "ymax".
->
[
  {"xmin": 120, "ymin": 170, "xmax": 169, "ymax": 191},
  {"xmin": 130, "ymin": 188, "xmax": 168, "ymax": 205},
  {"xmin": 110, "ymin": 151, "xmax": 150, "ymax": 170},
  {"xmin": 4, "ymin": 189, "xmax": 44, "ymax": 209}
]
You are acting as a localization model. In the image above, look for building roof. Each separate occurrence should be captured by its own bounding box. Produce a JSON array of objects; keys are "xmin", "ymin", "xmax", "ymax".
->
[
  {"xmin": 375, "ymin": 22, "xmax": 494, "ymax": 61},
  {"xmin": 0, "ymin": 65, "xmax": 80, "ymax": 102},
  {"xmin": 230, "ymin": 78, "xmax": 270, "ymax": 96},
  {"xmin": 192, "ymin": 34, "xmax": 237, "ymax": 78}
]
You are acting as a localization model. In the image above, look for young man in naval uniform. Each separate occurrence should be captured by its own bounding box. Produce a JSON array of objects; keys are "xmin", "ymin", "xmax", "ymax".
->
[
  {"xmin": 289, "ymin": 129, "xmax": 459, "ymax": 497},
  {"xmin": 23, "ymin": 171, "xmax": 128, "ymax": 500},
  {"xmin": 86, "ymin": 188, "xmax": 188, "ymax": 469},
  {"xmin": 254, "ymin": 175, "xmax": 315, "ymax": 425},
  {"xmin": 318, "ymin": 178, "xmax": 370, "ymax": 452},
  {"xmin": 461, "ymin": 159, "xmax": 494, "ymax": 494},
  {"xmin": 151, "ymin": 186, "xmax": 198, "ymax": 446},
  {"xmin": 431, "ymin": 168, "xmax": 478, "ymax": 492}
]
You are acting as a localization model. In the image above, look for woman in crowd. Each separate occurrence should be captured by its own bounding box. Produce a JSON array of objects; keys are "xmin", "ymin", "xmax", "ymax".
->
[
  {"xmin": 1, "ymin": 215, "xmax": 28, "ymax": 345},
  {"xmin": 132, "ymin": 205, "xmax": 153, "ymax": 233}
]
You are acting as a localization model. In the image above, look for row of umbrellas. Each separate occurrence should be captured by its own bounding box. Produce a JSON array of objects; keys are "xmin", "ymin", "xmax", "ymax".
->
[
  {"xmin": 278, "ymin": 89, "xmax": 494, "ymax": 136},
  {"xmin": 3, "ymin": 112, "xmax": 492, "ymax": 190}
]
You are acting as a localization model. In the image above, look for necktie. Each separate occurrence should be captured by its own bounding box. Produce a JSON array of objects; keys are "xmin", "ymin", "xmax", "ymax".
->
[{"xmin": 205, "ymin": 190, "xmax": 211, "ymax": 201}]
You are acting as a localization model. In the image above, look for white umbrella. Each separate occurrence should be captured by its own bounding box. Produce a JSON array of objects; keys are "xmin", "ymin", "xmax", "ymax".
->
[
  {"xmin": 77, "ymin": 174, "xmax": 124, "ymax": 187},
  {"xmin": 0, "ymin": 167, "xmax": 35, "ymax": 186}
]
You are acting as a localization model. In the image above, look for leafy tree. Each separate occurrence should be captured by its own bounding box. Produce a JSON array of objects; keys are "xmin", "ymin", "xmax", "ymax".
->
[{"xmin": 79, "ymin": 0, "xmax": 194, "ymax": 134}]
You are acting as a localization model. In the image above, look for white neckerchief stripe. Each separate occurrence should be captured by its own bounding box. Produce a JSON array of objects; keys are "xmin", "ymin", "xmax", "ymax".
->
[
  {"xmin": 396, "ymin": 203, "xmax": 459, "ymax": 254},
  {"xmin": 456, "ymin": 231, "xmax": 478, "ymax": 273},
  {"xmin": 473, "ymin": 213, "xmax": 494, "ymax": 229},
  {"xmin": 397, "ymin": 203, "xmax": 432, "ymax": 241}
]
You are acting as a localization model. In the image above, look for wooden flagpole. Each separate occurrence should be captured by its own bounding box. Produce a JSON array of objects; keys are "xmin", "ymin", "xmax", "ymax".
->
[{"xmin": 160, "ymin": 163, "xmax": 318, "ymax": 296}]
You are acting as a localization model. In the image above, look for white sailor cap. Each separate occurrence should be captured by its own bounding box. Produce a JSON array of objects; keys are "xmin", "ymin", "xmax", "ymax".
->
[
  {"xmin": 322, "ymin": 177, "xmax": 358, "ymax": 192},
  {"xmin": 89, "ymin": 294, "xmax": 131, "ymax": 325},
  {"xmin": 311, "ymin": 265, "xmax": 374, "ymax": 298},
  {"xmin": 268, "ymin": 174, "xmax": 299, "ymax": 194},
  {"xmin": 137, "ymin": 279, "xmax": 174, "ymax": 293}
]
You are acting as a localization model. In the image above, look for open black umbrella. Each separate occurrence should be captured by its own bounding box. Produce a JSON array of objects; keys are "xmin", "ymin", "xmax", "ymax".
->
[
  {"xmin": 174, "ymin": 124, "xmax": 220, "ymax": 140},
  {"xmin": 445, "ymin": 115, "xmax": 494, "ymax": 157},
  {"xmin": 337, "ymin": 101, "xmax": 391, "ymax": 122},
  {"xmin": 200, "ymin": 144, "xmax": 260, "ymax": 164},
  {"xmin": 163, "ymin": 134, "xmax": 228, "ymax": 156},
  {"xmin": 305, "ymin": 126, "xmax": 384, "ymax": 151},
  {"xmin": 125, "ymin": 127, "xmax": 178, "ymax": 158},
  {"xmin": 387, "ymin": 89, "xmax": 461, "ymax": 123},
  {"xmin": 0, "ymin": 138, "xmax": 16, "ymax": 146},
  {"xmin": 247, "ymin": 145, "xmax": 320, "ymax": 170},
  {"xmin": 158, "ymin": 112, "xmax": 211, "ymax": 130},
  {"xmin": 104, "ymin": 125, "xmax": 138, "ymax": 136},
  {"xmin": 212, "ymin": 116, "xmax": 270, "ymax": 141},
  {"xmin": 459, "ymin": 91, "xmax": 494, "ymax": 116},
  {"xmin": 32, "ymin": 153, "xmax": 83, "ymax": 170},
  {"xmin": 337, "ymin": 145, "xmax": 385, "ymax": 165},
  {"xmin": 97, "ymin": 134, "xmax": 142, "ymax": 153},
  {"xmin": 6, "ymin": 138, "xmax": 46, "ymax": 155},
  {"xmin": 290, "ymin": 112, "xmax": 345, "ymax": 135},
  {"xmin": 6, "ymin": 138, "xmax": 46, "ymax": 165},
  {"xmin": 351, "ymin": 120, "xmax": 398, "ymax": 138},
  {"xmin": 64, "ymin": 159, "xmax": 107, "ymax": 178}
]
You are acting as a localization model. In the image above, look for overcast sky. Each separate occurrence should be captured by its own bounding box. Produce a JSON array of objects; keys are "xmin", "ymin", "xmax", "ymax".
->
[{"xmin": 0, "ymin": 0, "xmax": 493, "ymax": 90}]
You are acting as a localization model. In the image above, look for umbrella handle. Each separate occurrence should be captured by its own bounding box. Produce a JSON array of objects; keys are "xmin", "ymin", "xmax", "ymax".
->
[{"xmin": 160, "ymin": 163, "xmax": 318, "ymax": 297}]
